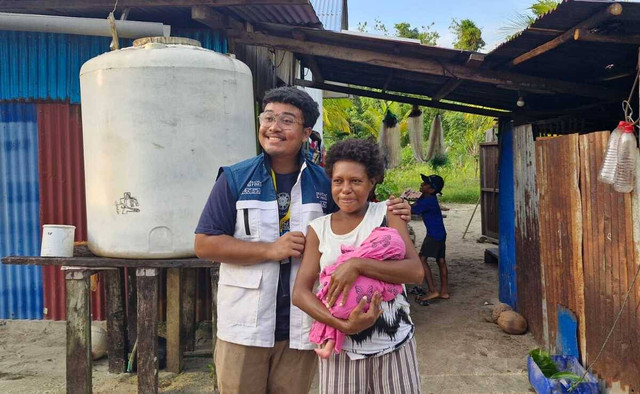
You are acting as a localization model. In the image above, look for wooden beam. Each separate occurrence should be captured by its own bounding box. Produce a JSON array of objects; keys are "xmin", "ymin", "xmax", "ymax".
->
[
  {"xmin": 137, "ymin": 268, "xmax": 159, "ymax": 394},
  {"xmin": 105, "ymin": 268, "xmax": 127, "ymax": 374},
  {"xmin": 294, "ymin": 79, "xmax": 511, "ymax": 118},
  {"xmin": 166, "ymin": 268, "xmax": 183, "ymax": 373},
  {"xmin": 0, "ymin": 0, "xmax": 310, "ymax": 9},
  {"xmin": 382, "ymin": 69, "xmax": 394, "ymax": 92},
  {"xmin": 192, "ymin": 6, "xmax": 244, "ymax": 31},
  {"xmin": 574, "ymin": 28, "xmax": 640, "ymax": 45},
  {"xmin": 527, "ymin": 27, "xmax": 565, "ymax": 36},
  {"xmin": 126, "ymin": 268, "xmax": 137, "ymax": 351},
  {"xmin": 227, "ymin": 29, "xmax": 621, "ymax": 100},
  {"xmin": 66, "ymin": 270, "xmax": 92, "ymax": 394},
  {"xmin": 432, "ymin": 78, "xmax": 462, "ymax": 102},
  {"xmin": 210, "ymin": 269, "xmax": 219, "ymax": 391},
  {"xmin": 302, "ymin": 55, "xmax": 324, "ymax": 84},
  {"xmin": 509, "ymin": 3, "xmax": 623, "ymax": 67},
  {"xmin": 433, "ymin": 53, "xmax": 484, "ymax": 101},
  {"xmin": 181, "ymin": 268, "xmax": 197, "ymax": 352}
]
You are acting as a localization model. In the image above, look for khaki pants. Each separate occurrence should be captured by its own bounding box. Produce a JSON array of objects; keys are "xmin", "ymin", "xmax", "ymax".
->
[{"xmin": 214, "ymin": 339, "xmax": 317, "ymax": 394}]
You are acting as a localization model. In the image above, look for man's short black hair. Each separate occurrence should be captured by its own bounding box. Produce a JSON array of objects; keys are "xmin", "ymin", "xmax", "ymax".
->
[
  {"xmin": 262, "ymin": 87, "xmax": 320, "ymax": 128},
  {"xmin": 325, "ymin": 139, "xmax": 384, "ymax": 182}
]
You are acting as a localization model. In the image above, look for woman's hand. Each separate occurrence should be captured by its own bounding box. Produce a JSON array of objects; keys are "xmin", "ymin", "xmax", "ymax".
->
[
  {"xmin": 326, "ymin": 258, "xmax": 361, "ymax": 307},
  {"xmin": 340, "ymin": 292, "xmax": 383, "ymax": 335},
  {"xmin": 387, "ymin": 196, "xmax": 411, "ymax": 222}
]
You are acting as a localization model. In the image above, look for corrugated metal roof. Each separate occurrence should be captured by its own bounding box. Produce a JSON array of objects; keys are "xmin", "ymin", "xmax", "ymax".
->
[
  {"xmin": 0, "ymin": 102, "xmax": 43, "ymax": 319},
  {"xmin": 0, "ymin": 3, "xmax": 321, "ymax": 28},
  {"xmin": 310, "ymin": 0, "xmax": 343, "ymax": 31},
  {"xmin": 37, "ymin": 103, "xmax": 105, "ymax": 321},
  {"xmin": 226, "ymin": 4, "xmax": 321, "ymax": 28}
]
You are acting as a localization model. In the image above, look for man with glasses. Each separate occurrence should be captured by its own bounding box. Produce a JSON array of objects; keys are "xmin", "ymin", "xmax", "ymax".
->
[{"xmin": 195, "ymin": 87, "xmax": 410, "ymax": 393}]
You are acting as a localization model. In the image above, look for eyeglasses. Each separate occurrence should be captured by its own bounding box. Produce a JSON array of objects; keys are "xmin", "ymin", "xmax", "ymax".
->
[{"xmin": 258, "ymin": 112, "xmax": 304, "ymax": 130}]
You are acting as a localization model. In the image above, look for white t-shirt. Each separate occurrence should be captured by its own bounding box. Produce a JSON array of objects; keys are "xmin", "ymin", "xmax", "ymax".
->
[{"xmin": 309, "ymin": 201, "xmax": 414, "ymax": 360}]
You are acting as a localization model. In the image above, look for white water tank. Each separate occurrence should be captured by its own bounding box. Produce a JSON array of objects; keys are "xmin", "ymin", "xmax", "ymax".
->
[{"xmin": 80, "ymin": 37, "xmax": 256, "ymax": 258}]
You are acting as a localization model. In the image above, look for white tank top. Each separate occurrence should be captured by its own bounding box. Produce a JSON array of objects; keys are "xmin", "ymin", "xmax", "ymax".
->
[{"xmin": 309, "ymin": 201, "xmax": 414, "ymax": 359}]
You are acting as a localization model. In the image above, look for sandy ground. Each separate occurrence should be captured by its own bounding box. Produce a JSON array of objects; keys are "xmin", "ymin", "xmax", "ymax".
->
[{"xmin": 0, "ymin": 203, "xmax": 538, "ymax": 393}]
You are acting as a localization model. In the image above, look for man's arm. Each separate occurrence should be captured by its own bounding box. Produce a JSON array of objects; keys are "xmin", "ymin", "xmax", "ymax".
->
[
  {"xmin": 194, "ymin": 232, "xmax": 305, "ymax": 265},
  {"xmin": 193, "ymin": 171, "xmax": 305, "ymax": 265}
]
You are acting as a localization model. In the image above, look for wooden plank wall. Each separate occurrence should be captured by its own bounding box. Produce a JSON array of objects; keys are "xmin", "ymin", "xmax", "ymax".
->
[
  {"xmin": 479, "ymin": 142, "xmax": 499, "ymax": 240},
  {"xmin": 535, "ymin": 134, "xmax": 586, "ymax": 358},
  {"xmin": 513, "ymin": 124, "xmax": 544, "ymax": 344},
  {"xmin": 578, "ymin": 131, "xmax": 640, "ymax": 391}
]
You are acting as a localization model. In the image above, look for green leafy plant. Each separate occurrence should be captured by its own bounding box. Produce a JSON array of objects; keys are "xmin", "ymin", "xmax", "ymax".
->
[
  {"xmin": 207, "ymin": 362, "xmax": 216, "ymax": 378},
  {"xmin": 429, "ymin": 154, "xmax": 449, "ymax": 170},
  {"xmin": 528, "ymin": 348, "xmax": 585, "ymax": 384}
]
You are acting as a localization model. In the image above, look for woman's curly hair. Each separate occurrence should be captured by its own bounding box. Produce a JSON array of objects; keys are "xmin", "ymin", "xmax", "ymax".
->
[{"xmin": 324, "ymin": 138, "xmax": 384, "ymax": 182}]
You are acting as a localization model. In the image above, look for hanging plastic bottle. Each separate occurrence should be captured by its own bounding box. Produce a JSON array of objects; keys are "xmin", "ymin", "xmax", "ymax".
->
[
  {"xmin": 598, "ymin": 121, "xmax": 627, "ymax": 184},
  {"xmin": 613, "ymin": 122, "xmax": 638, "ymax": 193}
]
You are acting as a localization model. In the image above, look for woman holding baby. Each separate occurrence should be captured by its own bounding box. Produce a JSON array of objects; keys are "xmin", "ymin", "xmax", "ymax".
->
[{"xmin": 293, "ymin": 139, "xmax": 424, "ymax": 394}]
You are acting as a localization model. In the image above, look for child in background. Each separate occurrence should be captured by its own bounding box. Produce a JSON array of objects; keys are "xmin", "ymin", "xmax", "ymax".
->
[
  {"xmin": 309, "ymin": 227, "xmax": 405, "ymax": 358},
  {"xmin": 411, "ymin": 174, "xmax": 449, "ymax": 304}
]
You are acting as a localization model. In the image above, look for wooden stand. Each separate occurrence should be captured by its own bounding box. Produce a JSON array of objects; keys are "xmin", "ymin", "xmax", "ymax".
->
[{"xmin": 2, "ymin": 253, "xmax": 218, "ymax": 394}]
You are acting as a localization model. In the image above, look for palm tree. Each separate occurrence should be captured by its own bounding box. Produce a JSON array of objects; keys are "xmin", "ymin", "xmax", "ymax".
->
[
  {"xmin": 323, "ymin": 98, "xmax": 353, "ymax": 136},
  {"xmin": 500, "ymin": 0, "xmax": 560, "ymax": 41}
]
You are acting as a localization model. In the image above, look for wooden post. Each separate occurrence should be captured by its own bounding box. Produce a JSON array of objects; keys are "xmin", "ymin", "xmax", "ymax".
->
[
  {"xmin": 210, "ymin": 268, "xmax": 219, "ymax": 390},
  {"xmin": 66, "ymin": 269, "xmax": 92, "ymax": 394},
  {"xmin": 166, "ymin": 268, "xmax": 183, "ymax": 373},
  {"xmin": 137, "ymin": 268, "xmax": 159, "ymax": 394},
  {"xmin": 126, "ymin": 267, "xmax": 137, "ymax": 350},
  {"xmin": 105, "ymin": 268, "xmax": 127, "ymax": 373},
  {"xmin": 181, "ymin": 268, "xmax": 196, "ymax": 352}
]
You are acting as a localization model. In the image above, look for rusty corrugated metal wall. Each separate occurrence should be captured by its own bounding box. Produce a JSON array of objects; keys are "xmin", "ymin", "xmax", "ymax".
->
[
  {"xmin": 37, "ymin": 103, "xmax": 105, "ymax": 320},
  {"xmin": 513, "ymin": 124, "xmax": 544, "ymax": 344},
  {"xmin": 578, "ymin": 131, "xmax": 639, "ymax": 390},
  {"xmin": 535, "ymin": 134, "xmax": 586, "ymax": 358}
]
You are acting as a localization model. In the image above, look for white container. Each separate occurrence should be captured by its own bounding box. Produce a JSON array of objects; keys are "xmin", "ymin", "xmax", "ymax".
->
[
  {"xmin": 80, "ymin": 37, "xmax": 256, "ymax": 258},
  {"xmin": 41, "ymin": 225, "xmax": 76, "ymax": 257}
]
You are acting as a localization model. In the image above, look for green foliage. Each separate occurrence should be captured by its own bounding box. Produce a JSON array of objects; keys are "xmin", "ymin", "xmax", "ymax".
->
[
  {"xmin": 383, "ymin": 109, "xmax": 398, "ymax": 127},
  {"xmin": 376, "ymin": 161, "xmax": 479, "ymax": 204},
  {"xmin": 393, "ymin": 22, "xmax": 440, "ymax": 46},
  {"xmin": 323, "ymin": 19, "xmax": 493, "ymax": 204},
  {"xmin": 429, "ymin": 154, "xmax": 449, "ymax": 170},
  {"xmin": 357, "ymin": 19, "xmax": 439, "ymax": 46},
  {"xmin": 450, "ymin": 19, "xmax": 485, "ymax": 51},
  {"xmin": 530, "ymin": 0, "xmax": 561, "ymax": 17},
  {"xmin": 528, "ymin": 348, "xmax": 585, "ymax": 385},
  {"xmin": 401, "ymin": 145, "xmax": 416, "ymax": 166},
  {"xmin": 207, "ymin": 362, "xmax": 216, "ymax": 378},
  {"xmin": 500, "ymin": 0, "xmax": 560, "ymax": 40},
  {"xmin": 529, "ymin": 348, "xmax": 560, "ymax": 377}
]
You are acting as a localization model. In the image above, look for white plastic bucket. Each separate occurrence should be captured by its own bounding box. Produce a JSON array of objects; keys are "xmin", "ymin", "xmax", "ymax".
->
[{"xmin": 41, "ymin": 225, "xmax": 76, "ymax": 257}]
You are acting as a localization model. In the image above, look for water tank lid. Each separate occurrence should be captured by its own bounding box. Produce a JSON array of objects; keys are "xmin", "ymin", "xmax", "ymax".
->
[{"xmin": 133, "ymin": 36, "xmax": 202, "ymax": 47}]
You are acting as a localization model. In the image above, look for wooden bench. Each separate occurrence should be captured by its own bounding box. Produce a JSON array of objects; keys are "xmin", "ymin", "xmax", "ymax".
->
[{"xmin": 2, "ymin": 250, "xmax": 219, "ymax": 394}]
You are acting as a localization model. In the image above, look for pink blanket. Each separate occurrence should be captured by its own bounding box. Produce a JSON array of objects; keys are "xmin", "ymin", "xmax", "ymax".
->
[{"xmin": 309, "ymin": 227, "xmax": 405, "ymax": 353}]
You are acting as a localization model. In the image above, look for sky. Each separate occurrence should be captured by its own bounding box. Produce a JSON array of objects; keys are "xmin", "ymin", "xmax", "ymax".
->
[{"xmin": 347, "ymin": 0, "xmax": 537, "ymax": 51}]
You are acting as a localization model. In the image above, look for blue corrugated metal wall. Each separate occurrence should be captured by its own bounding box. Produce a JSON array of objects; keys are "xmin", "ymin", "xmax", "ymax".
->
[
  {"xmin": 498, "ymin": 120, "xmax": 517, "ymax": 309},
  {"xmin": 0, "ymin": 31, "xmax": 116, "ymax": 104},
  {"xmin": 0, "ymin": 29, "xmax": 227, "ymax": 104},
  {"xmin": 172, "ymin": 28, "xmax": 227, "ymax": 53},
  {"xmin": 0, "ymin": 103, "xmax": 43, "ymax": 319}
]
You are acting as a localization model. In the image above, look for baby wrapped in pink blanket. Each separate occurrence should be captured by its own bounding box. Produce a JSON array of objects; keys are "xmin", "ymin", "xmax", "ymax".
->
[{"xmin": 309, "ymin": 227, "xmax": 405, "ymax": 358}]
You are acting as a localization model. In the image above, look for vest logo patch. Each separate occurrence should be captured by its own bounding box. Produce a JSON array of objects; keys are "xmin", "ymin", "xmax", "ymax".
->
[
  {"xmin": 241, "ymin": 180, "xmax": 262, "ymax": 196},
  {"xmin": 316, "ymin": 191, "xmax": 328, "ymax": 208}
]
